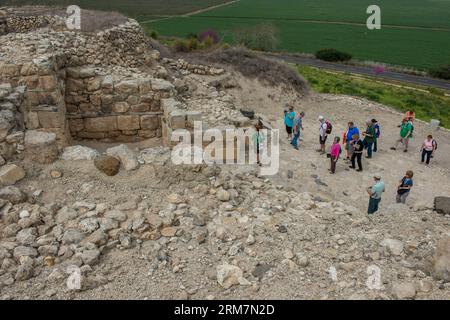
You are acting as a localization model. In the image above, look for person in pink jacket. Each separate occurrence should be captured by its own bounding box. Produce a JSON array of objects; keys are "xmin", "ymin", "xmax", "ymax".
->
[{"xmin": 329, "ymin": 136, "xmax": 341, "ymax": 174}]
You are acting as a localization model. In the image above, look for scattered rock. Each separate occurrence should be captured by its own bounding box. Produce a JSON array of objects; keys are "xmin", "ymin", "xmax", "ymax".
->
[
  {"xmin": 434, "ymin": 197, "xmax": 450, "ymax": 215},
  {"xmin": 56, "ymin": 206, "xmax": 78, "ymax": 224},
  {"xmin": 94, "ymin": 155, "xmax": 121, "ymax": 176},
  {"xmin": 81, "ymin": 249, "xmax": 101, "ymax": 265},
  {"xmin": 50, "ymin": 170, "xmax": 62, "ymax": 179},
  {"xmin": 380, "ymin": 238, "xmax": 404, "ymax": 256},
  {"xmin": 216, "ymin": 263, "xmax": 251, "ymax": 289},
  {"xmin": 432, "ymin": 236, "xmax": 450, "ymax": 281},
  {"xmin": 392, "ymin": 282, "xmax": 416, "ymax": 299},
  {"xmin": 252, "ymin": 263, "xmax": 272, "ymax": 280},
  {"xmin": 0, "ymin": 186, "xmax": 27, "ymax": 204},
  {"xmin": 0, "ymin": 164, "xmax": 25, "ymax": 186},
  {"xmin": 62, "ymin": 229, "xmax": 84, "ymax": 244},
  {"xmin": 106, "ymin": 144, "xmax": 139, "ymax": 171},
  {"xmin": 61, "ymin": 146, "xmax": 100, "ymax": 161},
  {"xmin": 161, "ymin": 227, "xmax": 177, "ymax": 237},
  {"xmin": 217, "ymin": 189, "xmax": 230, "ymax": 202},
  {"xmin": 166, "ymin": 193, "xmax": 184, "ymax": 204}
]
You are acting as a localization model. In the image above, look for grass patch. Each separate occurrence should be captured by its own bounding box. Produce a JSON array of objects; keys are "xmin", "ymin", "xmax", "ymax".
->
[{"xmin": 297, "ymin": 65, "xmax": 450, "ymax": 128}]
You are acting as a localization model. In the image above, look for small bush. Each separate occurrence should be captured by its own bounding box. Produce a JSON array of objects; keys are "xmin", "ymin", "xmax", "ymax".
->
[
  {"xmin": 201, "ymin": 36, "xmax": 215, "ymax": 49},
  {"xmin": 173, "ymin": 39, "xmax": 189, "ymax": 52},
  {"xmin": 198, "ymin": 30, "xmax": 220, "ymax": 44},
  {"xmin": 429, "ymin": 65, "xmax": 450, "ymax": 80},
  {"xmin": 315, "ymin": 48, "xmax": 352, "ymax": 62},
  {"xmin": 149, "ymin": 30, "xmax": 158, "ymax": 39},
  {"xmin": 232, "ymin": 23, "xmax": 279, "ymax": 51},
  {"xmin": 186, "ymin": 32, "xmax": 198, "ymax": 39},
  {"xmin": 188, "ymin": 37, "xmax": 199, "ymax": 50}
]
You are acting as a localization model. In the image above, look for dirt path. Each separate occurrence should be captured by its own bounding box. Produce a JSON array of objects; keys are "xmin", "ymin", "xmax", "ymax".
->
[{"xmin": 139, "ymin": 0, "xmax": 240, "ymax": 23}]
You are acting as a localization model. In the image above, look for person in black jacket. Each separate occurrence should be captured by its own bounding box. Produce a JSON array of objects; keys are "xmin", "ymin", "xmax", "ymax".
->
[{"xmin": 349, "ymin": 134, "xmax": 363, "ymax": 172}]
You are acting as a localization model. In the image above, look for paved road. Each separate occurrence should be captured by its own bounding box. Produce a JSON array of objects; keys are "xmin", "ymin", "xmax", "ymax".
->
[{"xmin": 264, "ymin": 53, "xmax": 450, "ymax": 91}]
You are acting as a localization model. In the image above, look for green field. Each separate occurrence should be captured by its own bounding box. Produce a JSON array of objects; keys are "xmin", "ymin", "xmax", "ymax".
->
[
  {"xmin": 1, "ymin": 0, "xmax": 230, "ymax": 21},
  {"xmin": 146, "ymin": 0, "xmax": 450, "ymax": 70},
  {"xmin": 297, "ymin": 65, "xmax": 450, "ymax": 128}
]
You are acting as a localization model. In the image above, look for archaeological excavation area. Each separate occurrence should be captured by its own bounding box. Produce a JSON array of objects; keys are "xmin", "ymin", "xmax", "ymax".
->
[{"xmin": 0, "ymin": 6, "xmax": 450, "ymax": 301}]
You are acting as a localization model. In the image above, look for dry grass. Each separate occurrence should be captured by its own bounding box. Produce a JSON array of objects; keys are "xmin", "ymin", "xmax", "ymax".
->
[{"xmin": 201, "ymin": 46, "xmax": 309, "ymax": 94}]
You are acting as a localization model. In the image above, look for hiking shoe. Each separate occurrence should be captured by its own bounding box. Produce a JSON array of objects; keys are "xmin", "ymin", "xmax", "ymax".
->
[
  {"xmin": 356, "ymin": 169, "xmax": 363, "ymax": 172},
  {"xmin": 390, "ymin": 147, "xmax": 396, "ymax": 150},
  {"xmin": 349, "ymin": 166, "xmax": 355, "ymax": 169},
  {"xmin": 403, "ymin": 149, "xmax": 408, "ymax": 153}
]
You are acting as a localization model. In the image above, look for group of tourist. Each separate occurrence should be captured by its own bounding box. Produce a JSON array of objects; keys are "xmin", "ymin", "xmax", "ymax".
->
[{"xmin": 282, "ymin": 106, "xmax": 438, "ymax": 215}]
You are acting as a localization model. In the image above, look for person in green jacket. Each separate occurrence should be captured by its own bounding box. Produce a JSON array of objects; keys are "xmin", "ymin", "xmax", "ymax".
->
[
  {"xmin": 362, "ymin": 120, "xmax": 376, "ymax": 158},
  {"xmin": 391, "ymin": 118, "xmax": 413, "ymax": 153}
]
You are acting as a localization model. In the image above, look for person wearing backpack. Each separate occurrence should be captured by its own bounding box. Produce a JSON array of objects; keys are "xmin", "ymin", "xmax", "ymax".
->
[
  {"xmin": 396, "ymin": 170, "xmax": 414, "ymax": 204},
  {"xmin": 371, "ymin": 119, "xmax": 380, "ymax": 152},
  {"xmin": 391, "ymin": 118, "xmax": 413, "ymax": 153},
  {"xmin": 421, "ymin": 135, "xmax": 437, "ymax": 165},
  {"xmin": 317, "ymin": 115, "xmax": 331, "ymax": 154},
  {"xmin": 362, "ymin": 120, "xmax": 375, "ymax": 158},
  {"xmin": 328, "ymin": 136, "xmax": 341, "ymax": 174}
]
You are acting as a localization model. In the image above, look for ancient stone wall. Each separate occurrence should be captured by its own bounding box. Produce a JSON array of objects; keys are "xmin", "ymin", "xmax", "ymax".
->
[
  {"xmin": 0, "ymin": 84, "xmax": 26, "ymax": 161},
  {"xmin": 65, "ymin": 66, "xmax": 172, "ymax": 141},
  {"xmin": 0, "ymin": 51, "xmax": 69, "ymax": 146},
  {"xmin": 0, "ymin": 10, "xmax": 165, "ymax": 145}
]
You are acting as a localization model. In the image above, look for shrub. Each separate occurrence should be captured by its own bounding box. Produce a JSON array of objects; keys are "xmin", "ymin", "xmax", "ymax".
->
[
  {"xmin": 429, "ymin": 65, "xmax": 450, "ymax": 80},
  {"xmin": 186, "ymin": 32, "xmax": 198, "ymax": 39},
  {"xmin": 201, "ymin": 36, "xmax": 215, "ymax": 49},
  {"xmin": 149, "ymin": 30, "xmax": 158, "ymax": 39},
  {"xmin": 187, "ymin": 38, "xmax": 198, "ymax": 50},
  {"xmin": 315, "ymin": 48, "xmax": 352, "ymax": 62},
  {"xmin": 173, "ymin": 39, "xmax": 189, "ymax": 52},
  {"xmin": 198, "ymin": 30, "xmax": 220, "ymax": 44},
  {"xmin": 232, "ymin": 23, "xmax": 279, "ymax": 51}
]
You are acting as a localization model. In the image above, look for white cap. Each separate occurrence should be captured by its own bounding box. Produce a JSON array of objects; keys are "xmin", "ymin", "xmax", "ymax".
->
[
  {"xmin": 318, "ymin": 115, "xmax": 324, "ymax": 121},
  {"xmin": 373, "ymin": 173, "xmax": 382, "ymax": 179}
]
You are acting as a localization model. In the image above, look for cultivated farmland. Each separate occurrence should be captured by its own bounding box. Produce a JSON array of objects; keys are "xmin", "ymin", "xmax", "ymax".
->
[
  {"xmin": 0, "ymin": 0, "xmax": 231, "ymax": 20},
  {"xmin": 146, "ymin": 0, "xmax": 450, "ymax": 70}
]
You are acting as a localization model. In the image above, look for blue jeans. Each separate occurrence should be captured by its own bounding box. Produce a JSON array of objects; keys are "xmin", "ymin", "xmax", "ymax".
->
[
  {"xmin": 368, "ymin": 197, "xmax": 381, "ymax": 214},
  {"xmin": 364, "ymin": 140, "xmax": 373, "ymax": 158},
  {"xmin": 291, "ymin": 131, "xmax": 300, "ymax": 149}
]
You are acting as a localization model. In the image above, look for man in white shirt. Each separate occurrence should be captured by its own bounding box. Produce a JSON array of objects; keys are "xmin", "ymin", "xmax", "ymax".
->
[{"xmin": 317, "ymin": 115, "xmax": 328, "ymax": 154}]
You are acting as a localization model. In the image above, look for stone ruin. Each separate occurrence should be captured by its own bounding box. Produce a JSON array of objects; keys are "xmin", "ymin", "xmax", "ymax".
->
[{"xmin": 0, "ymin": 7, "xmax": 229, "ymax": 165}]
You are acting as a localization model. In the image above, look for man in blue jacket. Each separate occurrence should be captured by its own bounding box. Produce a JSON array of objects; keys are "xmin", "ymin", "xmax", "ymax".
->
[{"xmin": 345, "ymin": 122, "xmax": 359, "ymax": 160}]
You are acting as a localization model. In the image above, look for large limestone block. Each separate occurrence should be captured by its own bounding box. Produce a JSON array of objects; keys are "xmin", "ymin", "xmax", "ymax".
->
[
  {"xmin": 140, "ymin": 115, "xmax": 159, "ymax": 130},
  {"xmin": 24, "ymin": 130, "xmax": 58, "ymax": 164},
  {"xmin": 0, "ymin": 164, "xmax": 26, "ymax": 186},
  {"xmin": 117, "ymin": 115, "xmax": 140, "ymax": 131},
  {"xmin": 84, "ymin": 117, "xmax": 117, "ymax": 132}
]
